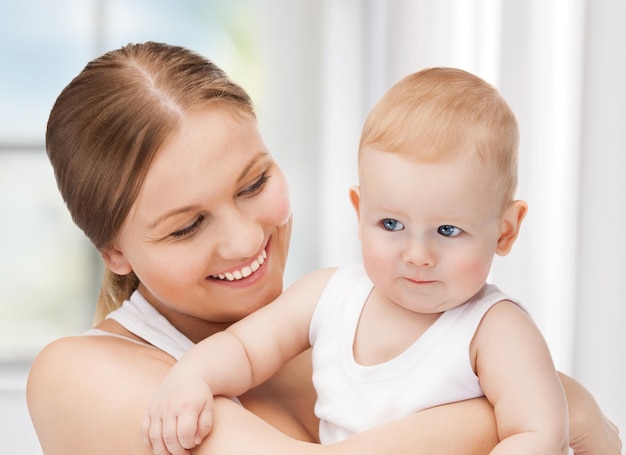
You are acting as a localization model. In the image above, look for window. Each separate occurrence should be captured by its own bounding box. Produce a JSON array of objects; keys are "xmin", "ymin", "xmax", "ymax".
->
[{"xmin": 0, "ymin": 0, "xmax": 259, "ymax": 362}]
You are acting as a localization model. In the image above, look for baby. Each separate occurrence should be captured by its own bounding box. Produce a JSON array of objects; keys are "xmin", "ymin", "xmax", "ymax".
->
[{"xmin": 143, "ymin": 67, "xmax": 568, "ymax": 455}]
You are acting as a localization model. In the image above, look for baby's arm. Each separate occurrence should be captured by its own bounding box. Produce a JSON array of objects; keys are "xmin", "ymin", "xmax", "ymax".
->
[
  {"xmin": 143, "ymin": 268, "xmax": 336, "ymax": 455},
  {"xmin": 472, "ymin": 301, "xmax": 569, "ymax": 454}
]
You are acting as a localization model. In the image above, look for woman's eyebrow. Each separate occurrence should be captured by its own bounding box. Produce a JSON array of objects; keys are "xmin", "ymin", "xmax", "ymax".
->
[
  {"xmin": 147, "ymin": 153, "xmax": 271, "ymax": 231},
  {"xmin": 237, "ymin": 151, "xmax": 270, "ymax": 182},
  {"xmin": 147, "ymin": 205, "xmax": 202, "ymax": 230}
]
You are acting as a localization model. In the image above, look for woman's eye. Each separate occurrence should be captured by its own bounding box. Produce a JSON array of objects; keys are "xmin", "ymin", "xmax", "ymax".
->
[
  {"xmin": 170, "ymin": 215, "xmax": 205, "ymax": 239},
  {"xmin": 438, "ymin": 225, "xmax": 462, "ymax": 237},
  {"xmin": 381, "ymin": 219, "xmax": 404, "ymax": 231},
  {"xmin": 239, "ymin": 172, "xmax": 270, "ymax": 197}
]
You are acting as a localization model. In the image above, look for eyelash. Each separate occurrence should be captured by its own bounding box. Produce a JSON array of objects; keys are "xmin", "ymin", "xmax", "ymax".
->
[
  {"xmin": 168, "ymin": 173, "xmax": 270, "ymax": 240},
  {"xmin": 170, "ymin": 215, "xmax": 205, "ymax": 240},
  {"xmin": 239, "ymin": 172, "xmax": 270, "ymax": 196}
]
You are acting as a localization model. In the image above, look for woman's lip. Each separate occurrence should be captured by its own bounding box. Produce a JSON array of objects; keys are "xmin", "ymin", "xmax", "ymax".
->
[{"xmin": 208, "ymin": 249, "xmax": 268, "ymax": 282}]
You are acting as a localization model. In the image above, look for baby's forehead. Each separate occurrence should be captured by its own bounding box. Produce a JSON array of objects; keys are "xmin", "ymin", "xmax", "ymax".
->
[
  {"xmin": 358, "ymin": 159, "xmax": 506, "ymax": 226},
  {"xmin": 360, "ymin": 146, "xmax": 507, "ymax": 195},
  {"xmin": 359, "ymin": 144, "xmax": 494, "ymax": 171}
]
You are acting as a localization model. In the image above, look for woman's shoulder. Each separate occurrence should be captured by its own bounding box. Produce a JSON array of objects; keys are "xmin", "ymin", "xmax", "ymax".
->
[
  {"xmin": 27, "ymin": 333, "xmax": 175, "ymax": 454},
  {"xmin": 27, "ymin": 331, "xmax": 176, "ymax": 403},
  {"xmin": 31, "ymin": 330, "xmax": 174, "ymax": 373}
]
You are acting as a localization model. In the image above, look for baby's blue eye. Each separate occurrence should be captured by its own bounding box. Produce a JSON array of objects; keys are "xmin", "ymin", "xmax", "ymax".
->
[
  {"xmin": 382, "ymin": 219, "xmax": 404, "ymax": 231},
  {"xmin": 438, "ymin": 225, "xmax": 462, "ymax": 237}
]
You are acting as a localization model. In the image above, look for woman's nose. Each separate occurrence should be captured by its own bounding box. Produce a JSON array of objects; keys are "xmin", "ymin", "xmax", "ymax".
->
[
  {"xmin": 215, "ymin": 209, "xmax": 264, "ymax": 260},
  {"xmin": 402, "ymin": 235, "xmax": 435, "ymax": 267}
]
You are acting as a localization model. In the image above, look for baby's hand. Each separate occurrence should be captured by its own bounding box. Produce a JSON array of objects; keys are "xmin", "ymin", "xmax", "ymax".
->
[{"xmin": 142, "ymin": 373, "xmax": 215, "ymax": 455}]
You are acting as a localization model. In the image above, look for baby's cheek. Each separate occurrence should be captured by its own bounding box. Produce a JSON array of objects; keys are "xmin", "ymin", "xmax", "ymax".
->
[{"xmin": 458, "ymin": 256, "xmax": 493, "ymax": 289}]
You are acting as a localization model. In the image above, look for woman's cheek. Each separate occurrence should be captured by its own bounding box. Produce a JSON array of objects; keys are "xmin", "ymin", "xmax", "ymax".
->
[{"xmin": 265, "ymin": 173, "xmax": 292, "ymax": 226}]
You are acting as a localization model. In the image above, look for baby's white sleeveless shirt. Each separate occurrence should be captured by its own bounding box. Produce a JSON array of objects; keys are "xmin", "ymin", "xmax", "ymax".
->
[{"xmin": 308, "ymin": 264, "xmax": 523, "ymax": 444}]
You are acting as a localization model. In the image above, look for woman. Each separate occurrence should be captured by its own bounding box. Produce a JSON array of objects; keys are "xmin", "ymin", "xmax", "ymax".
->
[{"xmin": 27, "ymin": 41, "xmax": 620, "ymax": 455}]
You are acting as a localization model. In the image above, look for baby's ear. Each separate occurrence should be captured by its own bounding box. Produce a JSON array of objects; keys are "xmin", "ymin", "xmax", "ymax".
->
[
  {"xmin": 349, "ymin": 185, "xmax": 361, "ymax": 220},
  {"xmin": 99, "ymin": 246, "xmax": 133, "ymax": 275},
  {"xmin": 496, "ymin": 200, "xmax": 528, "ymax": 256},
  {"xmin": 349, "ymin": 185, "xmax": 363, "ymax": 239}
]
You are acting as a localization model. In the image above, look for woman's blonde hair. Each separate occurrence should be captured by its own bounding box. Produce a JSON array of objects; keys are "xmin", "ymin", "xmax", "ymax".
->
[
  {"xmin": 360, "ymin": 67, "xmax": 519, "ymax": 203},
  {"xmin": 46, "ymin": 42, "xmax": 254, "ymax": 323}
]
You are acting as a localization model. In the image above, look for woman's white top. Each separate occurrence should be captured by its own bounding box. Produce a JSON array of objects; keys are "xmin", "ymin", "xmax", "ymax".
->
[{"xmin": 84, "ymin": 290, "xmax": 194, "ymax": 360}]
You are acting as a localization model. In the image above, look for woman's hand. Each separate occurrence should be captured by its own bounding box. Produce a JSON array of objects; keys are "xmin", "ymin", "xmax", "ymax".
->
[
  {"xmin": 570, "ymin": 411, "xmax": 621, "ymax": 455},
  {"xmin": 559, "ymin": 372, "xmax": 622, "ymax": 455}
]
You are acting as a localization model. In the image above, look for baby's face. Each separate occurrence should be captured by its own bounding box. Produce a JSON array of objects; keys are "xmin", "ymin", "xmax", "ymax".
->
[{"xmin": 352, "ymin": 146, "xmax": 507, "ymax": 314}]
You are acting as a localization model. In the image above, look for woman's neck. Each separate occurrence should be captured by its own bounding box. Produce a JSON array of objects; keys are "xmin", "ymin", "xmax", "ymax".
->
[{"xmin": 136, "ymin": 284, "xmax": 233, "ymax": 343}]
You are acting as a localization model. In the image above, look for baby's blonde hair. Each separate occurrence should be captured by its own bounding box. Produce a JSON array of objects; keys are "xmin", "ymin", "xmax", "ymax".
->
[{"xmin": 360, "ymin": 67, "xmax": 519, "ymax": 203}]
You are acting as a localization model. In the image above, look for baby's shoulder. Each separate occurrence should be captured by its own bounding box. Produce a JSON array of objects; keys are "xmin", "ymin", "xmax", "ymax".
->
[{"xmin": 287, "ymin": 266, "xmax": 338, "ymax": 294}]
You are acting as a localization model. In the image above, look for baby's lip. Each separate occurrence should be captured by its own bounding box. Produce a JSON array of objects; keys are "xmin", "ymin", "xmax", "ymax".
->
[
  {"xmin": 209, "ymin": 249, "xmax": 267, "ymax": 282},
  {"xmin": 405, "ymin": 277, "xmax": 436, "ymax": 284}
]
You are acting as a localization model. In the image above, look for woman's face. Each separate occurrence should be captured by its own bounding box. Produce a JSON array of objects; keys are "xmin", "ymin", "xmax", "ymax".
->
[{"xmin": 105, "ymin": 105, "xmax": 292, "ymax": 340}]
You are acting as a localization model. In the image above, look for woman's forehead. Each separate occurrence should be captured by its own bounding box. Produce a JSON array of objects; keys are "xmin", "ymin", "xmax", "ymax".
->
[
  {"xmin": 150, "ymin": 106, "xmax": 261, "ymax": 175},
  {"xmin": 136, "ymin": 107, "xmax": 268, "ymax": 212}
]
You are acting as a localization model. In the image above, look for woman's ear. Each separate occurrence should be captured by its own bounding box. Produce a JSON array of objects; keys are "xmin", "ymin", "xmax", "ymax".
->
[
  {"xmin": 100, "ymin": 246, "xmax": 133, "ymax": 275},
  {"xmin": 496, "ymin": 200, "xmax": 528, "ymax": 256}
]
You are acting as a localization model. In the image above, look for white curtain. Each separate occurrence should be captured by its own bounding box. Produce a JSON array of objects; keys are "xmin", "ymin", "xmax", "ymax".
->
[{"xmin": 258, "ymin": 0, "xmax": 626, "ymax": 433}]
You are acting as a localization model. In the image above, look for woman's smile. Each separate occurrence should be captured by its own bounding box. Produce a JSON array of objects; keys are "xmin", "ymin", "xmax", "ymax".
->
[{"xmin": 209, "ymin": 248, "xmax": 267, "ymax": 282}]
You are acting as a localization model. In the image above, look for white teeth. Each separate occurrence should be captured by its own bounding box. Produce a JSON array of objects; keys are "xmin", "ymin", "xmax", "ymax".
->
[{"xmin": 211, "ymin": 250, "xmax": 266, "ymax": 281}]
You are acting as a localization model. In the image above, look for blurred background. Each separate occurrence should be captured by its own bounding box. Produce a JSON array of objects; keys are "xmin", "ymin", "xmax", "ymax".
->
[{"xmin": 1, "ymin": 0, "xmax": 624, "ymax": 453}]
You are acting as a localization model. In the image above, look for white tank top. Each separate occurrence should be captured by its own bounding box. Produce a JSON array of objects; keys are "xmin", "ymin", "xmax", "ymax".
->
[
  {"xmin": 309, "ymin": 264, "xmax": 522, "ymax": 444},
  {"xmin": 84, "ymin": 290, "xmax": 194, "ymax": 360}
]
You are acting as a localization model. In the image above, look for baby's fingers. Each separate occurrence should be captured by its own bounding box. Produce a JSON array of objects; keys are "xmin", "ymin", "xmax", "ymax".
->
[
  {"xmin": 195, "ymin": 406, "xmax": 215, "ymax": 444},
  {"xmin": 176, "ymin": 407, "xmax": 213, "ymax": 449},
  {"xmin": 161, "ymin": 414, "xmax": 191, "ymax": 455},
  {"xmin": 142, "ymin": 415, "xmax": 186, "ymax": 455}
]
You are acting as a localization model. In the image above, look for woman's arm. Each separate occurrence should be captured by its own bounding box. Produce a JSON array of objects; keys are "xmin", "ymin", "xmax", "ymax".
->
[
  {"xmin": 200, "ymin": 397, "xmax": 498, "ymax": 455},
  {"xmin": 27, "ymin": 336, "xmax": 315, "ymax": 455},
  {"xmin": 27, "ymin": 335, "xmax": 620, "ymax": 455},
  {"xmin": 27, "ymin": 335, "xmax": 498, "ymax": 455},
  {"xmin": 327, "ymin": 398, "xmax": 499, "ymax": 455},
  {"xmin": 168, "ymin": 374, "xmax": 622, "ymax": 455},
  {"xmin": 27, "ymin": 336, "xmax": 180, "ymax": 455}
]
